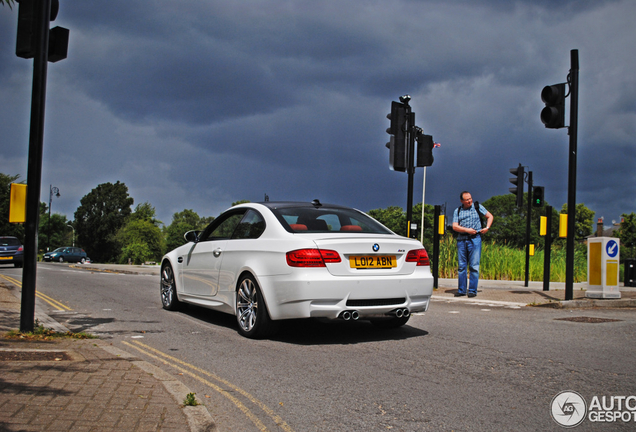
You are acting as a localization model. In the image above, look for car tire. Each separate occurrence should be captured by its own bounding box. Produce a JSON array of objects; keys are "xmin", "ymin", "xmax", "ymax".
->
[
  {"xmin": 58, "ymin": 256, "xmax": 64, "ymax": 263},
  {"xmin": 80, "ymin": 257, "xmax": 86, "ymax": 264},
  {"xmin": 370, "ymin": 315, "xmax": 410, "ymax": 329},
  {"xmin": 236, "ymin": 274, "xmax": 277, "ymax": 339},
  {"xmin": 160, "ymin": 262, "xmax": 181, "ymax": 311}
]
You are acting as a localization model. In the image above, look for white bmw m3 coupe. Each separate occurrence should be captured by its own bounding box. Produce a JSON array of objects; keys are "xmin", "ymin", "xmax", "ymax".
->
[{"xmin": 160, "ymin": 200, "xmax": 433, "ymax": 338}]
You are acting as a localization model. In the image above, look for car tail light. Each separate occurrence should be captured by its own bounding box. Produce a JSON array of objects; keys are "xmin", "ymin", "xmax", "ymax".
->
[
  {"xmin": 18, "ymin": 246, "xmax": 23, "ymax": 252},
  {"xmin": 405, "ymin": 248, "xmax": 430, "ymax": 266},
  {"xmin": 286, "ymin": 249, "xmax": 341, "ymax": 267}
]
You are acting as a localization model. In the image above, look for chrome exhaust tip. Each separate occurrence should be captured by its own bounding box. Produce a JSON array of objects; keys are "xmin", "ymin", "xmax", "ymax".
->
[
  {"xmin": 341, "ymin": 311, "xmax": 351, "ymax": 321},
  {"xmin": 351, "ymin": 310, "xmax": 359, "ymax": 320},
  {"xmin": 395, "ymin": 309, "xmax": 404, "ymax": 318}
]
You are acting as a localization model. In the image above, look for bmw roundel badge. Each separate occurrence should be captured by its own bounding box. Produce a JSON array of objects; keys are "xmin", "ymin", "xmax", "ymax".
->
[{"xmin": 372, "ymin": 243, "xmax": 380, "ymax": 252}]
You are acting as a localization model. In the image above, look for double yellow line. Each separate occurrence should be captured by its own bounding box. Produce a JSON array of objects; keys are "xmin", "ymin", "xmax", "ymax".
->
[
  {"xmin": 0, "ymin": 274, "xmax": 72, "ymax": 311},
  {"xmin": 123, "ymin": 340, "xmax": 294, "ymax": 432}
]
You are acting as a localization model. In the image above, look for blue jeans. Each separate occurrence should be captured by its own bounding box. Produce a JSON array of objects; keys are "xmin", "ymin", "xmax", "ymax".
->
[{"xmin": 457, "ymin": 235, "xmax": 481, "ymax": 294}]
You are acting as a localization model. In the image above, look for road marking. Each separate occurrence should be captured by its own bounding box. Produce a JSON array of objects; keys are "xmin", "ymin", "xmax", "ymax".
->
[
  {"xmin": 0, "ymin": 274, "xmax": 72, "ymax": 311},
  {"xmin": 123, "ymin": 340, "xmax": 294, "ymax": 432},
  {"xmin": 35, "ymin": 290, "xmax": 73, "ymax": 311},
  {"xmin": 431, "ymin": 295, "xmax": 526, "ymax": 308},
  {"xmin": 0, "ymin": 274, "xmax": 21, "ymax": 287}
]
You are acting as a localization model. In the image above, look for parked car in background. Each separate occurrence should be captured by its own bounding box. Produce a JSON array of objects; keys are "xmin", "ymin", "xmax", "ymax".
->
[
  {"xmin": 0, "ymin": 236, "xmax": 24, "ymax": 268},
  {"xmin": 43, "ymin": 247, "xmax": 88, "ymax": 263},
  {"xmin": 160, "ymin": 200, "xmax": 434, "ymax": 338}
]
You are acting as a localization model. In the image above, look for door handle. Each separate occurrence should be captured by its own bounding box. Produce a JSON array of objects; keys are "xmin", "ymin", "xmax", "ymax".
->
[
  {"xmin": 178, "ymin": 257, "xmax": 183, "ymax": 263},
  {"xmin": 213, "ymin": 248, "xmax": 222, "ymax": 258}
]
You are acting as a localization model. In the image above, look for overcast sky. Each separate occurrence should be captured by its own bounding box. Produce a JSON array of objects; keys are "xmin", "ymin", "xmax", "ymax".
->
[{"xmin": 1, "ymin": 0, "xmax": 634, "ymax": 230}]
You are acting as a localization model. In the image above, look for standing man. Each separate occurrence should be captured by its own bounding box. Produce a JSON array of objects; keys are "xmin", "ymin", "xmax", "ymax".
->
[{"xmin": 452, "ymin": 191, "xmax": 493, "ymax": 297}]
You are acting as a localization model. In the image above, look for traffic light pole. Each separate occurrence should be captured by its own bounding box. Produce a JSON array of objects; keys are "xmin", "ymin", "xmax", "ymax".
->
[
  {"xmin": 20, "ymin": 0, "xmax": 52, "ymax": 333},
  {"xmin": 543, "ymin": 206, "xmax": 553, "ymax": 291},
  {"xmin": 525, "ymin": 171, "xmax": 532, "ymax": 287},
  {"xmin": 565, "ymin": 49, "xmax": 579, "ymax": 301},
  {"xmin": 432, "ymin": 205, "xmax": 441, "ymax": 288},
  {"xmin": 406, "ymin": 111, "xmax": 415, "ymax": 238},
  {"xmin": 385, "ymin": 96, "xmax": 435, "ymax": 239}
]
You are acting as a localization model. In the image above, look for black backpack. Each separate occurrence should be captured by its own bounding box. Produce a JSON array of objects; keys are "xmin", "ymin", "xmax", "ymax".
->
[{"xmin": 456, "ymin": 201, "xmax": 486, "ymax": 229}]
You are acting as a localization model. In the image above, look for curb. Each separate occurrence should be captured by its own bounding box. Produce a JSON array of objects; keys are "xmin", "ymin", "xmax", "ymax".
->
[
  {"xmin": 98, "ymin": 342, "xmax": 216, "ymax": 432},
  {"xmin": 431, "ymin": 295, "xmax": 526, "ymax": 308},
  {"xmin": 540, "ymin": 298, "xmax": 636, "ymax": 309}
]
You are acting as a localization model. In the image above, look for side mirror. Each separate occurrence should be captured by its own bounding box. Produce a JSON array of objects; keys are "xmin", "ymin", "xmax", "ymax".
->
[{"xmin": 184, "ymin": 231, "xmax": 200, "ymax": 243}]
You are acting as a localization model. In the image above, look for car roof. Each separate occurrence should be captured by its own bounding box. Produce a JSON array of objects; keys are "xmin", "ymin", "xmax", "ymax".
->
[{"xmin": 257, "ymin": 200, "xmax": 351, "ymax": 211}]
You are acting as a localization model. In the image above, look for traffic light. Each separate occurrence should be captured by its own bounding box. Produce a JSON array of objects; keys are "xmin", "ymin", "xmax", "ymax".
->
[
  {"xmin": 509, "ymin": 164, "xmax": 524, "ymax": 207},
  {"xmin": 16, "ymin": 0, "xmax": 36, "ymax": 59},
  {"xmin": 415, "ymin": 131, "xmax": 434, "ymax": 167},
  {"xmin": 541, "ymin": 83, "xmax": 566, "ymax": 129},
  {"xmin": 48, "ymin": 25, "xmax": 69, "ymax": 62},
  {"xmin": 532, "ymin": 186, "xmax": 544, "ymax": 207},
  {"xmin": 386, "ymin": 101, "xmax": 407, "ymax": 172},
  {"xmin": 16, "ymin": 0, "xmax": 68, "ymax": 62}
]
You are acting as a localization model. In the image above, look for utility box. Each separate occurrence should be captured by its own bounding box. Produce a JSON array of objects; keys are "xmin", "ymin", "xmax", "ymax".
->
[
  {"xmin": 625, "ymin": 259, "xmax": 636, "ymax": 288},
  {"xmin": 586, "ymin": 237, "xmax": 621, "ymax": 299}
]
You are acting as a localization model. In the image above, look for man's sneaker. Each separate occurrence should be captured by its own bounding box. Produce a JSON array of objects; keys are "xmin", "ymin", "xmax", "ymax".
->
[
  {"xmin": 468, "ymin": 293, "xmax": 477, "ymax": 298},
  {"xmin": 454, "ymin": 292, "xmax": 466, "ymax": 297}
]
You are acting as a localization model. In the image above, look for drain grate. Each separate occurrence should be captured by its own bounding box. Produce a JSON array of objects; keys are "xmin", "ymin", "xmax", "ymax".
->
[
  {"xmin": 0, "ymin": 350, "xmax": 72, "ymax": 361},
  {"xmin": 555, "ymin": 317, "xmax": 622, "ymax": 324}
]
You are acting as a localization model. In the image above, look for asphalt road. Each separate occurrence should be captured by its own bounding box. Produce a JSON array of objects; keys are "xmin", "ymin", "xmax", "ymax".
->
[{"xmin": 8, "ymin": 263, "xmax": 636, "ymax": 431}]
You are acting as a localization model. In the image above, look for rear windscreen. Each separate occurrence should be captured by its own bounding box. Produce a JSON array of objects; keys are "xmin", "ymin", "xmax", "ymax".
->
[{"xmin": 270, "ymin": 207, "xmax": 393, "ymax": 234}]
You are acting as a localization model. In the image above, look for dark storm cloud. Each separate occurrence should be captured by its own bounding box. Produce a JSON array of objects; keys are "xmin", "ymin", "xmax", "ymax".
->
[{"xmin": 1, "ymin": 0, "xmax": 634, "ymax": 227}]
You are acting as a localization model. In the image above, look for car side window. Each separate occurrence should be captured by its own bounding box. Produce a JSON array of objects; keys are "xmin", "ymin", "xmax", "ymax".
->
[
  {"xmin": 199, "ymin": 210, "xmax": 247, "ymax": 242},
  {"xmin": 232, "ymin": 210, "xmax": 265, "ymax": 239}
]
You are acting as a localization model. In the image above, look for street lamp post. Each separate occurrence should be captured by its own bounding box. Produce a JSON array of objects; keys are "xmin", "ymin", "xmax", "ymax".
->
[
  {"xmin": 67, "ymin": 223, "xmax": 74, "ymax": 247},
  {"xmin": 48, "ymin": 185, "xmax": 60, "ymax": 252}
]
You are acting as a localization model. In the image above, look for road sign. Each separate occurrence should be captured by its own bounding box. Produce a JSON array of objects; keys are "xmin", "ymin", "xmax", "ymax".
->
[
  {"xmin": 587, "ymin": 237, "xmax": 621, "ymax": 299},
  {"xmin": 606, "ymin": 239, "xmax": 618, "ymax": 258}
]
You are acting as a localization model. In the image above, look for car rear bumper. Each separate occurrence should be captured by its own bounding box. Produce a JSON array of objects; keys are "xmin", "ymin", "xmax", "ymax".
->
[
  {"xmin": 0, "ymin": 255, "xmax": 23, "ymax": 265},
  {"xmin": 258, "ymin": 270, "xmax": 434, "ymax": 320}
]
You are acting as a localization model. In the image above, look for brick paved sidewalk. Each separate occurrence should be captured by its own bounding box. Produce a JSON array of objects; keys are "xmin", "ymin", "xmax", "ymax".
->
[
  {"xmin": 0, "ymin": 282, "xmax": 215, "ymax": 432},
  {"xmin": 0, "ymin": 338, "xmax": 194, "ymax": 432}
]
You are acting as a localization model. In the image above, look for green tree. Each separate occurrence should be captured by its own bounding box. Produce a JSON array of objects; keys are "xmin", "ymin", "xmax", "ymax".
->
[
  {"xmin": 117, "ymin": 202, "xmax": 165, "ymax": 264},
  {"xmin": 368, "ymin": 206, "xmax": 406, "ymax": 236},
  {"xmin": 163, "ymin": 209, "xmax": 213, "ymax": 252},
  {"xmin": 617, "ymin": 213, "xmax": 636, "ymax": 260},
  {"xmin": 39, "ymin": 212, "xmax": 70, "ymax": 252},
  {"xmin": 367, "ymin": 203, "xmax": 434, "ymax": 246},
  {"xmin": 130, "ymin": 201, "xmax": 162, "ymax": 225},
  {"xmin": 560, "ymin": 203, "xmax": 595, "ymax": 242},
  {"xmin": 74, "ymin": 181, "xmax": 134, "ymax": 263},
  {"xmin": 0, "ymin": 173, "xmax": 25, "ymax": 241},
  {"xmin": 481, "ymin": 193, "xmax": 565, "ymax": 249}
]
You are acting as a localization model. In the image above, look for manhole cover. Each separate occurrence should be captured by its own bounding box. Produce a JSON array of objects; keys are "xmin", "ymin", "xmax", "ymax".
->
[
  {"xmin": 0, "ymin": 350, "xmax": 72, "ymax": 361},
  {"xmin": 555, "ymin": 317, "xmax": 622, "ymax": 324}
]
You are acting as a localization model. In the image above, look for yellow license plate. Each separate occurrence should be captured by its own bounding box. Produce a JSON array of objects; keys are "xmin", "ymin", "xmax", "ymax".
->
[
  {"xmin": 349, "ymin": 255, "xmax": 396, "ymax": 269},
  {"xmin": 0, "ymin": 257, "xmax": 12, "ymax": 260}
]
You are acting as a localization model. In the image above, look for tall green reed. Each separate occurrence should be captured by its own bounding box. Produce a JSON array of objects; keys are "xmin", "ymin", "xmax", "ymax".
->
[{"xmin": 434, "ymin": 236, "xmax": 587, "ymax": 282}]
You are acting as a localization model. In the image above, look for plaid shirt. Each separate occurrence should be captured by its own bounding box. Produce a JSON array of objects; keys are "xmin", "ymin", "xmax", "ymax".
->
[{"xmin": 453, "ymin": 203, "xmax": 487, "ymax": 239}]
